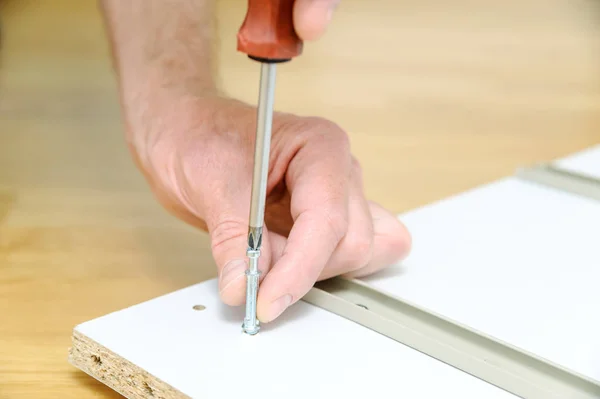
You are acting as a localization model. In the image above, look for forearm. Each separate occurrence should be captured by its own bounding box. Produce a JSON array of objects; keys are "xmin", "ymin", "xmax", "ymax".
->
[{"xmin": 99, "ymin": 0, "xmax": 218, "ymax": 101}]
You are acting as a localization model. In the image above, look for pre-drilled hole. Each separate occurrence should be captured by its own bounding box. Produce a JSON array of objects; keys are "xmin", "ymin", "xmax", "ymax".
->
[
  {"xmin": 90, "ymin": 355, "xmax": 102, "ymax": 365},
  {"xmin": 192, "ymin": 304, "xmax": 206, "ymax": 311},
  {"xmin": 143, "ymin": 381, "xmax": 154, "ymax": 396}
]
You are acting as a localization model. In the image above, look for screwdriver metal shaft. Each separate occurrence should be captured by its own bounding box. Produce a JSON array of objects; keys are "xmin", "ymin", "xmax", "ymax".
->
[{"xmin": 242, "ymin": 62, "xmax": 277, "ymax": 335}]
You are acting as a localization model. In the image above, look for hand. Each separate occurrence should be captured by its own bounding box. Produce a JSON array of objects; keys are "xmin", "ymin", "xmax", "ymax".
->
[
  {"xmin": 127, "ymin": 94, "xmax": 411, "ymax": 323},
  {"xmin": 294, "ymin": 0, "xmax": 340, "ymax": 41}
]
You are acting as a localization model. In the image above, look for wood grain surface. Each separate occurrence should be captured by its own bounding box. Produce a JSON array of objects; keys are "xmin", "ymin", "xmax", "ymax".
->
[{"xmin": 0, "ymin": 0, "xmax": 599, "ymax": 398}]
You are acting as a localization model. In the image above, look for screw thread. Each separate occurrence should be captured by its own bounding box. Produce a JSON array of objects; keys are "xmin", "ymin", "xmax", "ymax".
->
[{"xmin": 242, "ymin": 249, "xmax": 261, "ymax": 335}]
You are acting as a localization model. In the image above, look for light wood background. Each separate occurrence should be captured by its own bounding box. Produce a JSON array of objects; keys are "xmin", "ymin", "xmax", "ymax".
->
[{"xmin": 1, "ymin": 0, "xmax": 599, "ymax": 397}]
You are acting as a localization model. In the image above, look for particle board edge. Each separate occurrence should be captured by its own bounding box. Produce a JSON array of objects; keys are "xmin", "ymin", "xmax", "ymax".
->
[{"xmin": 68, "ymin": 329, "xmax": 190, "ymax": 399}]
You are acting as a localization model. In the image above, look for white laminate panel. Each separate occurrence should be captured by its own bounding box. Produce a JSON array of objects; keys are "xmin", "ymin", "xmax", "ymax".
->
[
  {"xmin": 364, "ymin": 177, "xmax": 600, "ymax": 382},
  {"xmin": 553, "ymin": 144, "xmax": 600, "ymax": 180},
  {"xmin": 76, "ymin": 279, "xmax": 515, "ymax": 399}
]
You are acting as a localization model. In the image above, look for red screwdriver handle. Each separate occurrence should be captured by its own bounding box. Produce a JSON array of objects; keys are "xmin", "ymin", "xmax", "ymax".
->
[{"xmin": 237, "ymin": 0, "xmax": 303, "ymax": 62}]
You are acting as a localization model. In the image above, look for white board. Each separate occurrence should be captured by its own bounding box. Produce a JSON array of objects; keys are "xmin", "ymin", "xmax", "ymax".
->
[
  {"xmin": 363, "ymin": 177, "xmax": 600, "ymax": 382},
  {"xmin": 75, "ymin": 279, "xmax": 516, "ymax": 398},
  {"xmin": 553, "ymin": 144, "xmax": 600, "ymax": 180},
  {"xmin": 73, "ymin": 145, "xmax": 600, "ymax": 397}
]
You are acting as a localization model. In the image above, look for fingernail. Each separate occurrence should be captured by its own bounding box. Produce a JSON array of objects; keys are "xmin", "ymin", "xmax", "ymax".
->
[
  {"xmin": 264, "ymin": 294, "xmax": 293, "ymax": 322},
  {"xmin": 219, "ymin": 259, "xmax": 247, "ymax": 292}
]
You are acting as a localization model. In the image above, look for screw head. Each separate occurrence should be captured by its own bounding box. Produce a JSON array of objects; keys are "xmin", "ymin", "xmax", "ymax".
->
[{"xmin": 242, "ymin": 321, "xmax": 260, "ymax": 335}]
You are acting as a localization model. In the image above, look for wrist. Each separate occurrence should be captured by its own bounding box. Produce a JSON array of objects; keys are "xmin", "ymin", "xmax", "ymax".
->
[
  {"xmin": 99, "ymin": 0, "xmax": 219, "ymax": 110},
  {"xmin": 121, "ymin": 65, "xmax": 219, "ymax": 107},
  {"xmin": 120, "ymin": 81, "xmax": 218, "ymax": 156},
  {"xmin": 108, "ymin": 33, "xmax": 220, "ymax": 108}
]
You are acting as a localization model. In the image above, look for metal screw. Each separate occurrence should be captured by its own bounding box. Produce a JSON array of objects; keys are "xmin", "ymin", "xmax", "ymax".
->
[{"xmin": 242, "ymin": 248, "xmax": 261, "ymax": 335}]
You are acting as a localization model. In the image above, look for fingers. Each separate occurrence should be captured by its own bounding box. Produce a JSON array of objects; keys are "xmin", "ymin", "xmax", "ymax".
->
[
  {"xmin": 257, "ymin": 195, "xmax": 411, "ymax": 322},
  {"xmin": 317, "ymin": 160, "xmax": 374, "ymax": 280},
  {"xmin": 314, "ymin": 159, "xmax": 411, "ymax": 281},
  {"xmin": 207, "ymin": 216, "xmax": 273, "ymax": 306},
  {"xmin": 256, "ymin": 149, "xmax": 411, "ymax": 323},
  {"xmin": 257, "ymin": 208, "xmax": 347, "ymax": 322},
  {"xmin": 343, "ymin": 201, "xmax": 412, "ymax": 278},
  {"xmin": 293, "ymin": 0, "xmax": 340, "ymax": 41},
  {"xmin": 255, "ymin": 119, "xmax": 352, "ymax": 322}
]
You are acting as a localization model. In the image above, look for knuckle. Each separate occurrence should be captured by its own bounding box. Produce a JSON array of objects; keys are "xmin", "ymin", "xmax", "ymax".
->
[
  {"xmin": 323, "ymin": 207, "xmax": 349, "ymax": 244},
  {"xmin": 351, "ymin": 157, "xmax": 364, "ymax": 181},
  {"xmin": 323, "ymin": 120, "xmax": 350, "ymax": 148},
  {"xmin": 209, "ymin": 218, "xmax": 247, "ymax": 254},
  {"xmin": 299, "ymin": 117, "xmax": 350, "ymax": 146},
  {"xmin": 304, "ymin": 115, "xmax": 337, "ymax": 130},
  {"xmin": 343, "ymin": 228, "xmax": 374, "ymax": 267}
]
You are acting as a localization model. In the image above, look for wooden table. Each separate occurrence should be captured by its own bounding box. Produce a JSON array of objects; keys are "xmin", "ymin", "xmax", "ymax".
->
[{"xmin": 1, "ymin": 0, "xmax": 598, "ymax": 397}]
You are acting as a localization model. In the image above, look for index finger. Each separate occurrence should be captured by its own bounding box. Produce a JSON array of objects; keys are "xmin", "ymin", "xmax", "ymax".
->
[{"xmin": 256, "ymin": 119, "xmax": 351, "ymax": 322}]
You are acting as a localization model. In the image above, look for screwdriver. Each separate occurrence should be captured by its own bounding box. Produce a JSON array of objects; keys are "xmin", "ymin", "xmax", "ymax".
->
[{"xmin": 237, "ymin": 0, "xmax": 303, "ymax": 335}]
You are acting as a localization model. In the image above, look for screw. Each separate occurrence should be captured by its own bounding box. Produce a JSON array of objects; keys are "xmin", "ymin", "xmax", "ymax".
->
[{"xmin": 242, "ymin": 248, "xmax": 261, "ymax": 335}]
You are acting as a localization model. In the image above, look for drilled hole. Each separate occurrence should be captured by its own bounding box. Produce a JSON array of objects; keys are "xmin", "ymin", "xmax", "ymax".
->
[
  {"xmin": 143, "ymin": 381, "xmax": 154, "ymax": 396},
  {"xmin": 192, "ymin": 304, "xmax": 206, "ymax": 311},
  {"xmin": 90, "ymin": 355, "xmax": 102, "ymax": 365}
]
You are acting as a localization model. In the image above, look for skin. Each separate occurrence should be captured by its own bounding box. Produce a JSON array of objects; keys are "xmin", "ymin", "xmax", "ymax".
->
[{"xmin": 99, "ymin": 0, "xmax": 412, "ymax": 324}]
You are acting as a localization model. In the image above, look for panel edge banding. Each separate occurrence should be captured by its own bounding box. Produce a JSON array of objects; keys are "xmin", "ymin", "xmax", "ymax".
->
[
  {"xmin": 68, "ymin": 329, "xmax": 189, "ymax": 399},
  {"xmin": 303, "ymin": 278, "xmax": 600, "ymax": 399},
  {"xmin": 516, "ymin": 164, "xmax": 600, "ymax": 201}
]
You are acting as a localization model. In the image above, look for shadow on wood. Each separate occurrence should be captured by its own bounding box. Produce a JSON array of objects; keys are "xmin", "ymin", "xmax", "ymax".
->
[{"xmin": 69, "ymin": 369, "xmax": 126, "ymax": 399}]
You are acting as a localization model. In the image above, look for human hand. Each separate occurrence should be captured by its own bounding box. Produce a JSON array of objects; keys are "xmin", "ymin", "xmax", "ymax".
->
[
  {"xmin": 127, "ymin": 94, "xmax": 411, "ymax": 323},
  {"xmin": 293, "ymin": 0, "xmax": 341, "ymax": 41}
]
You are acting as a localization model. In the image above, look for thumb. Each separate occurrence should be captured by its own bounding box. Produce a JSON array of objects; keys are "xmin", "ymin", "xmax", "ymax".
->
[
  {"xmin": 293, "ymin": 0, "xmax": 340, "ymax": 41},
  {"xmin": 207, "ymin": 215, "xmax": 273, "ymax": 307}
]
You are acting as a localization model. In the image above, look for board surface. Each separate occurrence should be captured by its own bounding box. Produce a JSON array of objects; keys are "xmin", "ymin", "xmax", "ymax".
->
[
  {"xmin": 364, "ymin": 175, "xmax": 600, "ymax": 383},
  {"xmin": 72, "ymin": 279, "xmax": 516, "ymax": 399},
  {"xmin": 553, "ymin": 144, "xmax": 600, "ymax": 180},
  {"xmin": 69, "ymin": 148, "xmax": 600, "ymax": 398}
]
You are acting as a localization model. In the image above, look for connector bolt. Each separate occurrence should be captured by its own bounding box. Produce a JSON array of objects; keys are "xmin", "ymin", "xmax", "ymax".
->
[{"xmin": 242, "ymin": 248, "xmax": 261, "ymax": 335}]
